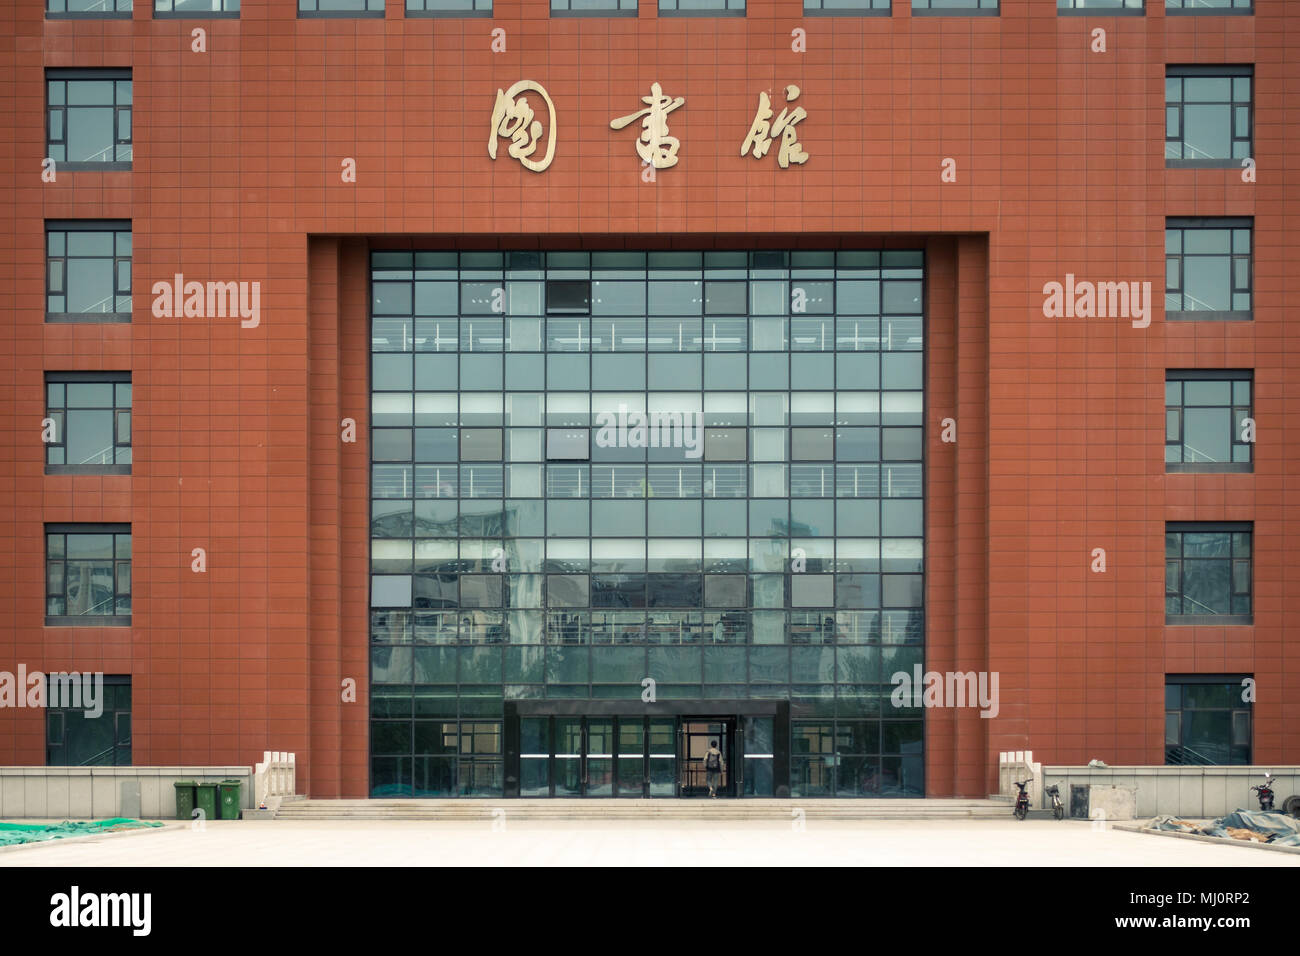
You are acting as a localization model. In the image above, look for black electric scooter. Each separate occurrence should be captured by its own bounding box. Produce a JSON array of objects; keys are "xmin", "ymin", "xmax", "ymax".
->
[
  {"xmin": 1250, "ymin": 772, "xmax": 1276, "ymax": 812},
  {"xmin": 1013, "ymin": 780, "xmax": 1030, "ymax": 820}
]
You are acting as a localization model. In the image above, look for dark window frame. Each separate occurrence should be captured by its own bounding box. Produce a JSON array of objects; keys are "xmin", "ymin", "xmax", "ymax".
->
[
  {"xmin": 1164, "ymin": 674, "xmax": 1252, "ymax": 766},
  {"xmin": 45, "ymin": 371, "xmax": 132, "ymax": 475},
  {"xmin": 407, "ymin": 0, "xmax": 492, "ymax": 15},
  {"xmin": 1165, "ymin": 369, "xmax": 1252, "ymax": 474},
  {"xmin": 551, "ymin": 0, "xmax": 637, "ymax": 16},
  {"xmin": 911, "ymin": 0, "xmax": 997, "ymax": 14},
  {"xmin": 46, "ymin": 220, "xmax": 133, "ymax": 324},
  {"xmin": 47, "ymin": 0, "xmax": 133, "ymax": 18},
  {"xmin": 804, "ymin": 0, "xmax": 890, "ymax": 16},
  {"xmin": 1166, "ymin": 0, "xmax": 1251, "ymax": 14},
  {"xmin": 1058, "ymin": 0, "xmax": 1143, "ymax": 13},
  {"xmin": 1165, "ymin": 521, "xmax": 1252, "ymax": 625},
  {"xmin": 657, "ymin": 0, "xmax": 745, "ymax": 16},
  {"xmin": 1165, "ymin": 217, "xmax": 1252, "ymax": 321},
  {"xmin": 1166, "ymin": 65, "xmax": 1253, "ymax": 168},
  {"xmin": 46, "ymin": 69, "xmax": 132, "ymax": 171},
  {"xmin": 155, "ymin": 0, "xmax": 241, "ymax": 17},
  {"xmin": 297, "ymin": 0, "xmax": 385, "ymax": 16},
  {"xmin": 46, "ymin": 523, "xmax": 132, "ymax": 627},
  {"xmin": 46, "ymin": 675, "xmax": 132, "ymax": 767}
]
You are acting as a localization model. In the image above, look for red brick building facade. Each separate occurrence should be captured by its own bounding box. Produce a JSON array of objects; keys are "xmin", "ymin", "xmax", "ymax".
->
[{"xmin": 2, "ymin": 0, "xmax": 1295, "ymax": 798}]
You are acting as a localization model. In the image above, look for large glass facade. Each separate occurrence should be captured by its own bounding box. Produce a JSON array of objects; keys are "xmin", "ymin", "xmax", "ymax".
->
[{"xmin": 369, "ymin": 249, "xmax": 925, "ymax": 796}]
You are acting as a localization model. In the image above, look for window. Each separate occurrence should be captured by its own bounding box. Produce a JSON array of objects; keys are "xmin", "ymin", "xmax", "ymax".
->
[
  {"xmin": 48, "ymin": 0, "xmax": 131, "ymax": 16},
  {"xmin": 1165, "ymin": 523, "xmax": 1251, "ymax": 624},
  {"xmin": 1058, "ymin": 0, "xmax": 1142, "ymax": 11},
  {"xmin": 156, "ymin": 0, "xmax": 239, "ymax": 15},
  {"xmin": 792, "ymin": 427, "xmax": 834, "ymax": 461},
  {"xmin": 912, "ymin": 0, "xmax": 995, "ymax": 12},
  {"xmin": 552, "ymin": 0, "xmax": 636, "ymax": 14},
  {"xmin": 1165, "ymin": 371, "xmax": 1251, "ymax": 473},
  {"xmin": 47, "ymin": 677, "xmax": 132, "ymax": 766},
  {"xmin": 461, "ymin": 429, "xmax": 503, "ymax": 462},
  {"xmin": 46, "ymin": 222, "xmax": 132, "ymax": 323},
  {"xmin": 1165, "ymin": 218, "xmax": 1251, "ymax": 320},
  {"xmin": 1166, "ymin": 66, "xmax": 1252, "ymax": 166},
  {"xmin": 705, "ymin": 428, "xmax": 746, "ymax": 461},
  {"xmin": 46, "ymin": 525, "xmax": 132, "ymax": 626},
  {"xmin": 1167, "ymin": 0, "xmax": 1251, "ymax": 13},
  {"xmin": 46, "ymin": 373, "xmax": 132, "ymax": 474},
  {"xmin": 546, "ymin": 280, "xmax": 591, "ymax": 315},
  {"xmin": 299, "ymin": 0, "xmax": 383, "ymax": 14},
  {"xmin": 1165, "ymin": 677, "xmax": 1252, "ymax": 765},
  {"xmin": 659, "ymin": 0, "xmax": 744, "ymax": 15},
  {"xmin": 408, "ymin": 0, "xmax": 488, "ymax": 12},
  {"xmin": 47, "ymin": 70, "xmax": 131, "ymax": 170},
  {"xmin": 547, "ymin": 428, "xmax": 590, "ymax": 461}
]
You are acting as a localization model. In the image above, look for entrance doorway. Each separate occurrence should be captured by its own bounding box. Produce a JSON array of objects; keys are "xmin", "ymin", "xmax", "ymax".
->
[
  {"xmin": 505, "ymin": 701, "xmax": 788, "ymax": 798},
  {"xmin": 678, "ymin": 719, "xmax": 735, "ymax": 797}
]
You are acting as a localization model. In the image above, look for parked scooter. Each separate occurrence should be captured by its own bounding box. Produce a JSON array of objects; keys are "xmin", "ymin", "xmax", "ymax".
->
[
  {"xmin": 1013, "ymin": 780, "xmax": 1030, "ymax": 820},
  {"xmin": 1045, "ymin": 783, "xmax": 1064, "ymax": 820},
  {"xmin": 1250, "ymin": 772, "xmax": 1276, "ymax": 812}
]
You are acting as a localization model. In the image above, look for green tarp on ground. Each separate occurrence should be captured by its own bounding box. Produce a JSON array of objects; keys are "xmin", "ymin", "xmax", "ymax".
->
[{"xmin": 0, "ymin": 818, "xmax": 164, "ymax": 847}]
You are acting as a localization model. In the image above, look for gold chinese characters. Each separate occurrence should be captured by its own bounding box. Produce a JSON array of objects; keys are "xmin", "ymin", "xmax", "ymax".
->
[
  {"xmin": 741, "ymin": 85, "xmax": 808, "ymax": 168},
  {"xmin": 488, "ymin": 81, "xmax": 810, "ymax": 173},
  {"xmin": 489, "ymin": 80, "xmax": 557, "ymax": 173},
  {"xmin": 610, "ymin": 83, "xmax": 686, "ymax": 170}
]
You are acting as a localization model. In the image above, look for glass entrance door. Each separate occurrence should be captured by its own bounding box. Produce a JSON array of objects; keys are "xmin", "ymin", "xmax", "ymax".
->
[{"xmin": 678, "ymin": 719, "xmax": 735, "ymax": 797}]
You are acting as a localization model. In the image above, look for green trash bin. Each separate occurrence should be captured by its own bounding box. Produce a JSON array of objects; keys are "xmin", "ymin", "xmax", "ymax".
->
[
  {"xmin": 173, "ymin": 781, "xmax": 197, "ymax": 821},
  {"xmin": 195, "ymin": 782, "xmax": 219, "ymax": 822},
  {"xmin": 217, "ymin": 779, "xmax": 242, "ymax": 820}
]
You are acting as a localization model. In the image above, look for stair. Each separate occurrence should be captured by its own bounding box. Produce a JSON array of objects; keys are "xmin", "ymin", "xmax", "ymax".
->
[{"xmin": 274, "ymin": 797, "xmax": 1012, "ymax": 821}]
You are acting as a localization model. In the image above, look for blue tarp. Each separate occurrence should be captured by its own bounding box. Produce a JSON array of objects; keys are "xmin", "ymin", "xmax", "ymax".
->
[{"xmin": 1149, "ymin": 809, "xmax": 1300, "ymax": 847}]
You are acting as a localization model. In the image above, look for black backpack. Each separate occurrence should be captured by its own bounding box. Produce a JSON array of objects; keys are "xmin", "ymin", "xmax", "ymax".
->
[{"xmin": 706, "ymin": 750, "xmax": 720, "ymax": 771}]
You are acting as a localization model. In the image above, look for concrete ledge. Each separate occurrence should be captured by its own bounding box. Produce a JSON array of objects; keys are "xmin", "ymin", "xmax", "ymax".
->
[
  {"xmin": 1114, "ymin": 821, "xmax": 1300, "ymax": 856},
  {"xmin": 241, "ymin": 808, "xmax": 277, "ymax": 821}
]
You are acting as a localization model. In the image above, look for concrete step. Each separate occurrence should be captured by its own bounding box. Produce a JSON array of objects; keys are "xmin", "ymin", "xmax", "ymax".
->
[{"xmin": 274, "ymin": 797, "xmax": 1012, "ymax": 821}]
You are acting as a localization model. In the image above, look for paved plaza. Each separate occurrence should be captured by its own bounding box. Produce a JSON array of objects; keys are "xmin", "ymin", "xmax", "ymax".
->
[{"xmin": 2, "ymin": 819, "xmax": 1296, "ymax": 867}]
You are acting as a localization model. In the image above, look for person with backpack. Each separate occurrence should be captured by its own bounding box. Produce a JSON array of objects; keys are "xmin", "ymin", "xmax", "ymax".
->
[{"xmin": 704, "ymin": 740, "xmax": 725, "ymax": 798}]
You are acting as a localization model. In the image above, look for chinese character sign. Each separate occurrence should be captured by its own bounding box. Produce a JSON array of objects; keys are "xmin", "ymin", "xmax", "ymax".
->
[
  {"xmin": 489, "ymin": 80, "xmax": 557, "ymax": 173},
  {"xmin": 610, "ymin": 82, "xmax": 686, "ymax": 170},
  {"xmin": 740, "ymin": 85, "xmax": 808, "ymax": 169}
]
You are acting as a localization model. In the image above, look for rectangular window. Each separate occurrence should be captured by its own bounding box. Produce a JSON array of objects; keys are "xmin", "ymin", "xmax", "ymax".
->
[
  {"xmin": 298, "ymin": 0, "xmax": 383, "ymax": 15},
  {"xmin": 1165, "ymin": 371, "xmax": 1251, "ymax": 473},
  {"xmin": 1165, "ymin": 676, "xmax": 1252, "ymax": 765},
  {"xmin": 659, "ymin": 0, "xmax": 744, "ymax": 15},
  {"xmin": 47, "ymin": 676, "xmax": 132, "ymax": 766},
  {"xmin": 408, "ymin": 0, "xmax": 489, "ymax": 13},
  {"xmin": 912, "ymin": 0, "xmax": 996, "ymax": 12},
  {"xmin": 46, "ymin": 524, "xmax": 132, "ymax": 626},
  {"xmin": 1058, "ymin": 0, "xmax": 1142, "ymax": 11},
  {"xmin": 48, "ymin": 0, "xmax": 132, "ymax": 15},
  {"xmin": 156, "ymin": 0, "xmax": 241, "ymax": 15},
  {"xmin": 1167, "ymin": 0, "xmax": 1251, "ymax": 12},
  {"xmin": 547, "ymin": 428, "xmax": 590, "ymax": 461},
  {"xmin": 46, "ymin": 373, "xmax": 132, "ymax": 474},
  {"xmin": 1166, "ymin": 66, "xmax": 1252, "ymax": 167},
  {"xmin": 1165, "ymin": 218, "xmax": 1251, "ymax": 320},
  {"xmin": 806, "ymin": 0, "xmax": 889, "ymax": 14},
  {"xmin": 1165, "ymin": 523, "xmax": 1251, "ymax": 625},
  {"xmin": 47, "ymin": 70, "xmax": 132, "ymax": 169},
  {"xmin": 552, "ymin": 0, "xmax": 636, "ymax": 14},
  {"xmin": 46, "ymin": 221, "xmax": 132, "ymax": 323}
]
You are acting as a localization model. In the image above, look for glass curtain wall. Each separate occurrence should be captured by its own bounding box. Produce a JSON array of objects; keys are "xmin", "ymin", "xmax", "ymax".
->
[{"xmin": 369, "ymin": 249, "xmax": 925, "ymax": 796}]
